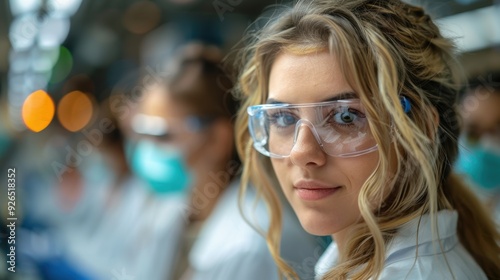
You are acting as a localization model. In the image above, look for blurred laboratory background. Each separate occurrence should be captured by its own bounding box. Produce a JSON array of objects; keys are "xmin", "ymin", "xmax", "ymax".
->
[{"xmin": 0, "ymin": 0, "xmax": 499, "ymax": 280}]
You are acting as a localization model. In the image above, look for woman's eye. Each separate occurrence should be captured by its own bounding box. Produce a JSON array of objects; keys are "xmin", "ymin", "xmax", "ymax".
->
[
  {"xmin": 269, "ymin": 112, "xmax": 297, "ymax": 127},
  {"xmin": 333, "ymin": 110, "xmax": 358, "ymax": 124}
]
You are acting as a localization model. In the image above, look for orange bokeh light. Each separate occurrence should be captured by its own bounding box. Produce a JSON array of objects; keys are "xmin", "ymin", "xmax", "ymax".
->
[
  {"xmin": 57, "ymin": 91, "xmax": 94, "ymax": 132},
  {"xmin": 22, "ymin": 90, "xmax": 56, "ymax": 132}
]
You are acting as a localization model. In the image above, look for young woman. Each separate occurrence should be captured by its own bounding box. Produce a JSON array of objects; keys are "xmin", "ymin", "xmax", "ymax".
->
[{"xmin": 234, "ymin": 0, "xmax": 500, "ymax": 279}]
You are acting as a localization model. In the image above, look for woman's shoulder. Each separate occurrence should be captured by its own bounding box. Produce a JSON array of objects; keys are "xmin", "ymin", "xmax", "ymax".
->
[
  {"xmin": 381, "ymin": 247, "xmax": 487, "ymax": 280},
  {"xmin": 382, "ymin": 210, "xmax": 487, "ymax": 280},
  {"xmin": 315, "ymin": 210, "xmax": 487, "ymax": 280}
]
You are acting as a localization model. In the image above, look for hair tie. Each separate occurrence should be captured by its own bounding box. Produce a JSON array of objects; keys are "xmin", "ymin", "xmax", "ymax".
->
[{"xmin": 400, "ymin": 96, "xmax": 411, "ymax": 113}]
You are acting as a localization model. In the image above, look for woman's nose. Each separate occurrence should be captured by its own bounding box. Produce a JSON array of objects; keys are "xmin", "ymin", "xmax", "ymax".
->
[{"xmin": 289, "ymin": 122, "xmax": 327, "ymax": 168}]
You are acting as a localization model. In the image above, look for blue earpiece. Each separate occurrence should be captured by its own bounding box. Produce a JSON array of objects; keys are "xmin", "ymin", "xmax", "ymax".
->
[{"xmin": 400, "ymin": 96, "xmax": 411, "ymax": 113}]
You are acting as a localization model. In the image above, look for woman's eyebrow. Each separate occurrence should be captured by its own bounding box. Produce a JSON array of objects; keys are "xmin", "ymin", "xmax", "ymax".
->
[
  {"xmin": 266, "ymin": 91, "xmax": 358, "ymax": 104},
  {"xmin": 266, "ymin": 98, "xmax": 283, "ymax": 104},
  {"xmin": 322, "ymin": 92, "xmax": 358, "ymax": 102}
]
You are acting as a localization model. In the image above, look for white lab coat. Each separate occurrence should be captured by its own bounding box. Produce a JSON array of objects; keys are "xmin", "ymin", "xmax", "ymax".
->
[
  {"xmin": 315, "ymin": 210, "xmax": 487, "ymax": 280},
  {"xmin": 189, "ymin": 178, "xmax": 326, "ymax": 280}
]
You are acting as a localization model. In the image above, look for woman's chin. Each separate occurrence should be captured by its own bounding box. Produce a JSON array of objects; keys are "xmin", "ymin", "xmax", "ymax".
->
[{"xmin": 296, "ymin": 211, "xmax": 337, "ymax": 237}]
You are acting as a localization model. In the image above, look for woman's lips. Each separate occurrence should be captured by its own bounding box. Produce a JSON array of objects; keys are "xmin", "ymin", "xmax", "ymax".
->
[{"xmin": 293, "ymin": 180, "xmax": 341, "ymax": 201}]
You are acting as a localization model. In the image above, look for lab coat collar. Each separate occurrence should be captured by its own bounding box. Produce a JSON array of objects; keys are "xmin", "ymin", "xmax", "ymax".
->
[
  {"xmin": 314, "ymin": 210, "xmax": 459, "ymax": 278},
  {"xmin": 386, "ymin": 210, "xmax": 458, "ymax": 261}
]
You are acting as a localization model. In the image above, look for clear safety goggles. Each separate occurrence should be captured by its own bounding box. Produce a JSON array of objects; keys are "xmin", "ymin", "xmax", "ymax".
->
[
  {"xmin": 247, "ymin": 100, "xmax": 378, "ymax": 158},
  {"xmin": 131, "ymin": 113, "xmax": 214, "ymax": 152},
  {"xmin": 132, "ymin": 113, "xmax": 214, "ymax": 138}
]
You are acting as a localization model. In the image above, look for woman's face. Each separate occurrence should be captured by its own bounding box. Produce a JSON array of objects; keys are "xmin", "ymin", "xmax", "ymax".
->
[
  {"xmin": 461, "ymin": 88, "xmax": 500, "ymax": 144},
  {"xmin": 267, "ymin": 51, "xmax": 379, "ymax": 239},
  {"xmin": 136, "ymin": 84, "xmax": 208, "ymax": 167}
]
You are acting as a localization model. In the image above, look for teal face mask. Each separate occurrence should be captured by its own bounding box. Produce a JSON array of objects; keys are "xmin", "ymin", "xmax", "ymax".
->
[
  {"xmin": 455, "ymin": 138, "xmax": 500, "ymax": 191},
  {"xmin": 128, "ymin": 139, "xmax": 192, "ymax": 195}
]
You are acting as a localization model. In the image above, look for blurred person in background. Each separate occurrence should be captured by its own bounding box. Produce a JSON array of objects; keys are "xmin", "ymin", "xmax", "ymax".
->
[
  {"xmin": 58, "ymin": 91, "xmax": 188, "ymax": 280},
  {"xmin": 126, "ymin": 42, "xmax": 325, "ymax": 280},
  {"xmin": 456, "ymin": 74, "xmax": 500, "ymax": 224}
]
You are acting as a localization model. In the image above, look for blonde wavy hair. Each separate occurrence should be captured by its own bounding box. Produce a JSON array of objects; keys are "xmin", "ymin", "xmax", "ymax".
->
[{"xmin": 233, "ymin": 0, "xmax": 500, "ymax": 279}]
